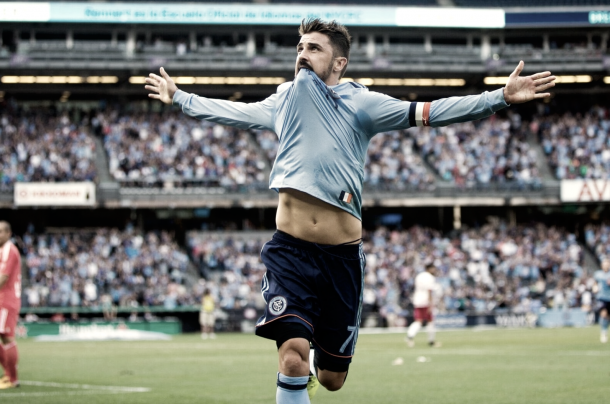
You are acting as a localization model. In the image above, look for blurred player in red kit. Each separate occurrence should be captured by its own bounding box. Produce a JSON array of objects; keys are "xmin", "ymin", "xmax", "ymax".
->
[{"xmin": 0, "ymin": 221, "xmax": 21, "ymax": 389}]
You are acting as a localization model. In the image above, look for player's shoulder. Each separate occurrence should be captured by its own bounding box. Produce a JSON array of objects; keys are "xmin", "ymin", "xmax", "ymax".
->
[{"xmin": 277, "ymin": 81, "xmax": 292, "ymax": 94}]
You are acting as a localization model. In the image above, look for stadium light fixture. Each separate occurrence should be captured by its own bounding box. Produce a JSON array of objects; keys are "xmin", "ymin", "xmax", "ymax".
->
[
  {"xmin": 353, "ymin": 78, "xmax": 465, "ymax": 86},
  {"xmin": 129, "ymin": 76, "xmax": 286, "ymax": 85},
  {"xmin": 485, "ymin": 75, "xmax": 591, "ymax": 85},
  {"xmin": 0, "ymin": 76, "xmax": 112, "ymax": 84},
  {"xmin": 86, "ymin": 76, "xmax": 119, "ymax": 84},
  {"xmin": 604, "ymin": 77, "xmax": 610, "ymax": 84}
]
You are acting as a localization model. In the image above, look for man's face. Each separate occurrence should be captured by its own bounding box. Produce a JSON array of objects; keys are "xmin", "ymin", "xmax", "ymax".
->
[
  {"xmin": 0, "ymin": 225, "xmax": 10, "ymax": 246},
  {"xmin": 296, "ymin": 32, "xmax": 336, "ymax": 83}
]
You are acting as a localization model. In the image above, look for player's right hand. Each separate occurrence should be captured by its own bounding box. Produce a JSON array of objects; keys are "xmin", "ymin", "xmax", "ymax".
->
[{"xmin": 145, "ymin": 67, "xmax": 178, "ymax": 104}]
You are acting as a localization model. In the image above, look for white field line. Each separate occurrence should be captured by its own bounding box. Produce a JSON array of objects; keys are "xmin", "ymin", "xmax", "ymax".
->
[
  {"xmin": 0, "ymin": 390, "xmax": 126, "ymax": 398},
  {"xmin": 388, "ymin": 349, "xmax": 610, "ymax": 357},
  {"xmin": 20, "ymin": 380, "xmax": 150, "ymax": 392},
  {"xmin": 0, "ymin": 380, "xmax": 151, "ymax": 398}
]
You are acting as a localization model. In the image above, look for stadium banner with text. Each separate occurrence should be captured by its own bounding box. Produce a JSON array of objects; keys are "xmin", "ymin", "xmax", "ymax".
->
[
  {"xmin": 560, "ymin": 179, "xmax": 610, "ymax": 203},
  {"xmin": 434, "ymin": 314, "xmax": 467, "ymax": 329},
  {"xmin": 537, "ymin": 309, "xmax": 592, "ymax": 328},
  {"xmin": 14, "ymin": 182, "xmax": 96, "ymax": 206},
  {"xmin": 0, "ymin": 2, "xmax": 505, "ymax": 27},
  {"xmin": 16, "ymin": 320, "xmax": 181, "ymax": 338}
]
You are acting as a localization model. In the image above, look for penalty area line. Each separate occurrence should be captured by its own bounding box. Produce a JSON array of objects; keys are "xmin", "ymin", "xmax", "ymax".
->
[{"xmin": 20, "ymin": 380, "xmax": 151, "ymax": 392}]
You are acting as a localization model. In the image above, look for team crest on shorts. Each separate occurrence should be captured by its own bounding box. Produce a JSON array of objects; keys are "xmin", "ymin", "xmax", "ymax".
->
[{"xmin": 269, "ymin": 296, "xmax": 287, "ymax": 316}]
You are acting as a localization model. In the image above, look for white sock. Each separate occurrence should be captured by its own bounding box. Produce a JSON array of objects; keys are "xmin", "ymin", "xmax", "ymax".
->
[
  {"xmin": 276, "ymin": 373, "xmax": 310, "ymax": 404},
  {"xmin": 407, "ymin": 321, "xmax": 422, "ymax": 339}
]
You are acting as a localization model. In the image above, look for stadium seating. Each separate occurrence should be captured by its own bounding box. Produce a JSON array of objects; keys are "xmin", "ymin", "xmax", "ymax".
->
[
  {"xmin": 0, "ymin": 107, "xmax": 98, "ymax": 191},
  {"xmin": 412, "ymin": 116, "xmax": 543, "ymax": 188},
  {"xmin": 102, "ymin": 110, "xmax": 267, "ymax": 190},
  {"xmin": 0, "ymin": 105, "xmax": 578, "ymax": 190},
  {"xmin": 18, "ymin": 226, "xmax": 193, "ymax": 308},
  {"xmin": 185, "ymin": 221, "xmax": 595, "ymax": 325},
  {"xmin": 534, "ymin": 107, "xmax": 610, "ymax": 180}
]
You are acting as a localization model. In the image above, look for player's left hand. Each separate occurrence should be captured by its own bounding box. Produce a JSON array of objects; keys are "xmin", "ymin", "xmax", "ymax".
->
[{"xmin": 503, "ymin": 61, "xmax": 555, "ymax": 104}]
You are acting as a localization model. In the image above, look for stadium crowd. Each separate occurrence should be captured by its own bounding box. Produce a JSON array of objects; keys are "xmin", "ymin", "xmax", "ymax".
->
[
  {"xmin": 0, "ymin": 106, "xmax": 97, "ymax": 190},
  {"xmin": 16, "ymin": 225, "xmax": 193, "ymax": 310},
  {"xmin": 101, "ymin": 110, "xmax": 267, "ymax": 189},
  {"xmin": 187, "ymin": 222, "xmax": 597, "ymax": 327},
  {"xmin": 8, "ymin": 219, "xmax": 602, "ymax": 327},
  {"xmin": 9, "ymin": 103, "xmax": 610, "ymax": 191},
  {"xmin": 535, "ymin": 106, "xmax": 610, "ymax": 180},
  {"xmin": 411, "ymin": 115, "xmax": 543, "ymax": 188}
]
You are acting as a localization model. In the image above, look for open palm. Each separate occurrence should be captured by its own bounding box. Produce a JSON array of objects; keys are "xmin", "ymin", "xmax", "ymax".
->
[
  {"xmin": 503, "ymin": 61, "xmax": 555, "ymax": 104},
  {"xmin": 145, "ymin": 67, "xmax": 178, "ymax": 105}
]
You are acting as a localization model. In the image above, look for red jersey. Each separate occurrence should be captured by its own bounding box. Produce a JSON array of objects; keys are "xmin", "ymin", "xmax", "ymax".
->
[{"xmin": 0, "ymin": 241, "xmax": 21, "ymax": 310}]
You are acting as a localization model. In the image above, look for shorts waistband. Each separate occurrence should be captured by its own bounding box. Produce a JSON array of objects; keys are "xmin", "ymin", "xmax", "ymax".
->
[{"xmin": 273, "ymin": 230, "xmax": 361, "ymax": 255}]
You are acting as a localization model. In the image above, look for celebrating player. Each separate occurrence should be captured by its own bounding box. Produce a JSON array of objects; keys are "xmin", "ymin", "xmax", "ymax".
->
[
  {"xmin": 595, "ymin": 259, "xmax": 610, "ymax": 343},
  {"xmin": 0, "ymin": 221, "xmax": 21, "ymax": 389},
  {"xmin": 406, "ymin": 264, "xmax": 440, "ymax": 348},
  {"xmin": 146, "ymin": 18, "xmax": 555, "ymax": 403}
]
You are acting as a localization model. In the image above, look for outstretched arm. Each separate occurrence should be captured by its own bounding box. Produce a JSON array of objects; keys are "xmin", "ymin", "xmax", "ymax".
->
[
  {"xmin": 358, "ymin": 61, "xmax": 556, "ymax": 136},
  {"xmin": 145, "ymin": 67, "xmax": 178, "ymax": 104},
  {"xmin": 503, "ymin": 61, "xmax": 555, "ymax": 104},
  {"xmin": 144, "ymin": 67, "xmax": 276, "ymax": 131}
]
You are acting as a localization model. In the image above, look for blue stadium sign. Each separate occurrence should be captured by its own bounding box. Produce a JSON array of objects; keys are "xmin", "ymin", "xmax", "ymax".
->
[
  {"xmin": 1, "ymin": 2, "xmax": 609, "ymax": 28},
  {"xmin": 0, "ymin": 2, "xmax": 505, "ymax": 27}
]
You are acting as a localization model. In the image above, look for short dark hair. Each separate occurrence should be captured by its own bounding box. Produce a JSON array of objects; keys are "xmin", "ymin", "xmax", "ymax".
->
[
  {"xmin": 426, "ymin": 263, "xmax": 436, "ymax": 272},
  {"xmin": 299, "ymin": 18, "xmax": 351, "ymax": 77}
]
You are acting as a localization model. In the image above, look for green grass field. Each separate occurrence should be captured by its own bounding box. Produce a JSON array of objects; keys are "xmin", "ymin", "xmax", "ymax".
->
[{"xmin": 2, "ymin": 327, "xmax": 608, "ymax": 404}]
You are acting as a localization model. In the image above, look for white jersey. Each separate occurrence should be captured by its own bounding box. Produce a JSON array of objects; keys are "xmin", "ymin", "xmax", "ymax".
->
[{"xmin": 412, "ymin": 271, "xmax": 436, "ymax": 308}]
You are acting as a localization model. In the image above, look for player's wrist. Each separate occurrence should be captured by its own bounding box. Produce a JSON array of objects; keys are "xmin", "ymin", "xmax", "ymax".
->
[{"xmin": 502, "ymin": 87, "xmax": 512, "ymax": 105}]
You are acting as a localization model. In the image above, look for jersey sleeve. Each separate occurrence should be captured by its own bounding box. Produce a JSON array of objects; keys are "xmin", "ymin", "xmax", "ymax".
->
[
  {"xmin": 173, "ymin": 90, "xmax": 277, "ymax": 131},
  {"xmin": 428, "ymin": 88, "xmax": 509, "ymax": 127},
  {"xmin": 355, "ymin": 88, "xmax": 508, "ymax": 136},
  {"xmin": 355, "ymin": 91, "xmax": 412, "ymax": 137}
]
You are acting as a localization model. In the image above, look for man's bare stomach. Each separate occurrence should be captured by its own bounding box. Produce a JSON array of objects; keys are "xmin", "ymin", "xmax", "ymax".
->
[{"xmin": 276, "ymin": 188, "xmax": 362, "ymax": 245}]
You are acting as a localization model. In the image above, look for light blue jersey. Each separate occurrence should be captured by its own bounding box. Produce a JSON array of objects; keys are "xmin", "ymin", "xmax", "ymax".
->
[
  {"xmin": 173, "ymin": 68, "xmax": 508, "ymax": 220},
  {"xmin": 595, "ymin": 270, "xmax": 610, "ymax": 301}
]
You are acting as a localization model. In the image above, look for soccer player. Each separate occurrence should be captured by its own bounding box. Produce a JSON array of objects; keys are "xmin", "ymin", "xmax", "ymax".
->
[
  {"xmin": 594, "ymin": 259, "xmax": 610, "ymax": 343},
  {"xmin": 146, "ymin": 18, "xmax": 555, "ymax": 403},
  {"xmin": 199, "ymin": 288, "xmax": 216, "ymax": 340},
  {"xmin": 0, "ymin": 221, "xmax": 21, "ymax": 389},
  {"xmin": 406, "ymin": 264, "xmax": 440, "ymax": 348}
]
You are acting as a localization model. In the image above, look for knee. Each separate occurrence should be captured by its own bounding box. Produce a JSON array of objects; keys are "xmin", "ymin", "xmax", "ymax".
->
[
  {"xmin": 278, "ymin": 340, "xmax": 309, "ymax": 376},
  {"xmin": 318, "ymin": 371, "xmax": 346, "ymax": 392},
  {"xmin": 280, "ymin": 350, "xmax": 307, "ymax": 375}
]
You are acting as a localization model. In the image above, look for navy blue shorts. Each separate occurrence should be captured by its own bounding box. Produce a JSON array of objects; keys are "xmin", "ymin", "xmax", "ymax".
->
[{"xmin": 255, "ymin": 230, "xmax": 365, "ymax": 368}]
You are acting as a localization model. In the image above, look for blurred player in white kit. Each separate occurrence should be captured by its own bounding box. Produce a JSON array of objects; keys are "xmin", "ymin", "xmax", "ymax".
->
[{"xmin": 406, "ymin": 264, "xmax": 440, "ymax": 348}]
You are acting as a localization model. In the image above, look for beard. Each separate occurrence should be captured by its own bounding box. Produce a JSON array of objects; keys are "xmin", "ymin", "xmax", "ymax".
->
[{"xmin": 295, "ymin": 60, "xmax": 334, "ymax": 83}]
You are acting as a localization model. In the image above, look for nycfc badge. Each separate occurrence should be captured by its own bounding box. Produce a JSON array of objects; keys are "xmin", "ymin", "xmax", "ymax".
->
[{"xmin": 269, "ymin": 296, "xmax": 287, "ymax": 316}]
